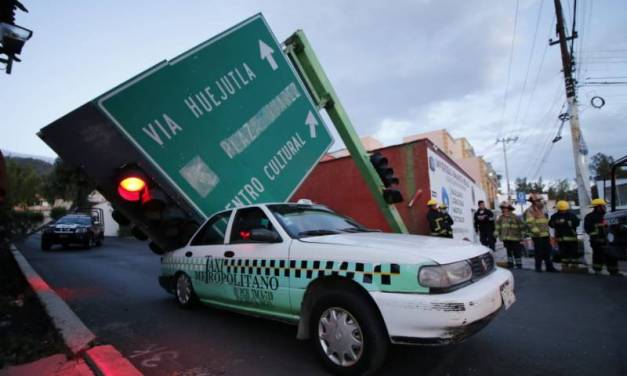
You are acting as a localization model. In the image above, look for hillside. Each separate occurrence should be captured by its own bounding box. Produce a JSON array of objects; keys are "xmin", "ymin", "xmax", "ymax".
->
[{"xmin": 5, "ymin": 156, "xmax": 54, "ymax": 176}]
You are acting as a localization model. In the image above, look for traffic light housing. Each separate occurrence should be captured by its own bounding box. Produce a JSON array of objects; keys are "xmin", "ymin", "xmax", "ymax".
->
[
  {"xmin": 112, "ymin": 164, "xmax": 199, "ymax": 253},
  {"xmin": 369, "ymin": 152, "xmax": 403, "ymax": 204}
]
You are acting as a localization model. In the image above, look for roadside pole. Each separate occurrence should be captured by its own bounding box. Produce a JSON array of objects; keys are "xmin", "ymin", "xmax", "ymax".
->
[
  {"xmin": 496, "ymin": 136, "xmax": 518, "ymax": 200},
  {"xmin": 284, "ymin": 30, "xmax": 408, "ymax": 233},
  {"xmin": 552, "ymin": 0, "xmax": 593, "ymax": 262}
]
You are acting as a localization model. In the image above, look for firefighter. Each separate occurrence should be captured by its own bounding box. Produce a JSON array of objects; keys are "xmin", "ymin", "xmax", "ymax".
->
[
  {"xmin": 548, "ymin": 200, "xmax": 580, "ymax": 271},
  {"xmin": 439, "ymin": 203, "xmax": 454, "ymax": 238},
  {"xmin": 494, "ymin": 201, "xmax": 525, "ymax": 268},
  {"xmin": 426, "ymin": 199, "xmax": 446, "ymax": 237},
  {"xmin": 584, "ymin": 198, "xmax": 619, "ymax": 275},
  {"xmin": 474, "ymin": 200, "xmax": 496, "ymax": 250},
  {"xmin": 524, "ymin": 193, "xmax": 558, "ymax": 272}
]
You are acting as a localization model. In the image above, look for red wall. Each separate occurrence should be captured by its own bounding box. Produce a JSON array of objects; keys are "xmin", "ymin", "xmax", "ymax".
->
[{"xmin": 292, "ymin": 140, "xmax": 435, "ymax": 235}]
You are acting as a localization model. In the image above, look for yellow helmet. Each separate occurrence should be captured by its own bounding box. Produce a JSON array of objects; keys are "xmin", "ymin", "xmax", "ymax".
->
[
  {"xmin": 590, "ymin": 198, "xmax": 607, "ymax": 207},
  {"xmin": 427, "ymin": 199, "xmax": 438, "ymax": 206},
  {"xmin": 556, "ymin": 200, "xmax": 570, "ymax": 211},
  {"xmin": 439, "ymin": 203, "xmax": 448, "ymax": 209}
]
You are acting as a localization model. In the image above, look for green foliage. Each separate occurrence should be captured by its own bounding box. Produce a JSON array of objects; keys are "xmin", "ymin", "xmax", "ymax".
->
[
  {"xmin": 515, "ymin": 177, "xmax": 545, "ymax": 194},
  {"xmin": 42, "ymin": 159, "xmax": 96, "ymax": 209},
  {"xmin": 547, "ymin": 179, "xmax": 578, "ymax": 203},
  {"xmin": 4, "ymin": 156, "xmax": 53, "ymax": 177},
  {"xmin": 5, "ymin": 160, "xmax": 42, "ymax": 208},
  {"xmin": 49, "ymin": 207, "xmax": 68, "ymax": 220},
  {"xmin": 589, "ymin": 153, "xmax": 614, "ymax": 180},
  {"xmin": 589, "ymin": 152, "xmax": 627, "ymax": 180},
  {"xmin": 0, "ymin": 210, "xmax": 44, "ymax": 242}
]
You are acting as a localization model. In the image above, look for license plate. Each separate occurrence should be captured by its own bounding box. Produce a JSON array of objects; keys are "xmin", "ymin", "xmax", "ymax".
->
[
  {"xmin": 58, "ymin": 234, "xmax": 68, "ymax": 238},
  {"xmin": 500, "ymin": 280, "xmax": 516, "ymax": 310}
]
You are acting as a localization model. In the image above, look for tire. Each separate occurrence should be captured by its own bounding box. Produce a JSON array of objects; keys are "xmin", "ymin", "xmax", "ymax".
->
[
  {"xmin": 175, "ymin": 273, "xmax": 198, "ymax": 309},
  {"xmin": 310, "ymin": 289, "xmax": 388, "ymax": 376},
  {"xmin": 41, "ymin": 240, "xmax": 51, "ymax": 251}
]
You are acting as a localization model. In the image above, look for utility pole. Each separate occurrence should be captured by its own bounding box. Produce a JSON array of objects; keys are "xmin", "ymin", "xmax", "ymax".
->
[
  {"xmin": 551, "ymin": 0, "xmax": 593, "ymax": 260},
  {"xmin": 496, "ymin": 136, "xmax": 518, "ymax": 199}
]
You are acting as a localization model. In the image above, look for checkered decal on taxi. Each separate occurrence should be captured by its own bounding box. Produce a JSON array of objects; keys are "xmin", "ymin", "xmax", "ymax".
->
[{"xmin": 162, "ymin": 257, "xmax": 401, "ymax": 286}]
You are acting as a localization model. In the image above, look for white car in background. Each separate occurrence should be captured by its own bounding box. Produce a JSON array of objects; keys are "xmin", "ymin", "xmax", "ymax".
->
[{"xmin": 159, "ymin": 202, "xmax": 515, "ymax": 375}]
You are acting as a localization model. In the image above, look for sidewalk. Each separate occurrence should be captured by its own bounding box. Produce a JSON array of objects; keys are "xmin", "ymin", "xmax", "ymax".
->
[
  {"xmin": 0, "ymin": 245, "xmax": 142, "ymax": 376},
  {"xmin": 493, "ymin": 243, "xmax": 626, "ymax": 275}
]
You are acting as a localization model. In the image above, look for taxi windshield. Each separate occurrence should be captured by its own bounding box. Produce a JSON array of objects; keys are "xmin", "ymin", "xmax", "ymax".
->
[{"xmin": 268, "ymin": 204, "xmax": 374, "ymax": 238}]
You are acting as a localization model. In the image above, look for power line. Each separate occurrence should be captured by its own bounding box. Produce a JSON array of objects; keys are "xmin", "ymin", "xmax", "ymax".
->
[
  {"xmin": 511, "ymin": 0, "xmax": 545, "ymax": 135},
  {"xmin": 496, "ymin": 0, "xmax": 521, "ymax": 139}
]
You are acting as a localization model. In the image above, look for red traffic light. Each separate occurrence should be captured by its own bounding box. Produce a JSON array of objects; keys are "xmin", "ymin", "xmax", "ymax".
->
[{"xmin": 117, "ymin": 168, "xmax": 148, "ymax": 201}]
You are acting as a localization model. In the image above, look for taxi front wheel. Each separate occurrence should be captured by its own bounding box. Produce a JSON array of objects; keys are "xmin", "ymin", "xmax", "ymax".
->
[
  {"xmin": 175, "ymin": 273, "xmax": 198, "ymax": 309},
  {"xmin": 310, "ymin": 290, "xmax": 388, "ymax": 375}
]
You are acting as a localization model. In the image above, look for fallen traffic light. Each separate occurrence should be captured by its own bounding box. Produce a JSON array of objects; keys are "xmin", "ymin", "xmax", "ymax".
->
[
  {"xmin": 113, "ymin": 164, "xmax": 199, "ymax": 253},
  {"xmin": 369, "ymin": 151, "xmax": 403, "ymax": 204}
]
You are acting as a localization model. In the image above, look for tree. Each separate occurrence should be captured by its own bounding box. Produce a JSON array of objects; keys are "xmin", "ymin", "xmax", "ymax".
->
[
  {"xmin": 5, "ymin": 159, "xmax": 42, "ymax": 208},
  {"xmin": 589, "ymin": 153, "xmax": 614, "ymax": 181},
  {"xmin": 42, "ymin": 159, "xmax": 96, "ymax": 209},
  {"xmin": 515, "ymin": 177, "xmax": 532, "ymax": 193},
  {"xmin": 530, "ymin": 177, "xmax": 546, "ymax": 193},
  {"xmin": 547, "ymin": 179, "xmax": 578, "ymax": 203}
]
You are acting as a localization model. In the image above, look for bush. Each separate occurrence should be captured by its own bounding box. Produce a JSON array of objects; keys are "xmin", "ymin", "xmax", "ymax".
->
[
  {"xmin": 3, "ymin": 210, "xmax": 44, "ymax": 240},
  {"xmin": 49, "ymin": 207, "xmax": 67, "ymax": 221}
]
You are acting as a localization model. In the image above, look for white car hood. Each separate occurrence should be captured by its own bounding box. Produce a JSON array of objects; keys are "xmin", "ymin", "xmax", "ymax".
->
[{"xmin": 299, "ymin": 232, "xmax": 489, "ymax": 264}]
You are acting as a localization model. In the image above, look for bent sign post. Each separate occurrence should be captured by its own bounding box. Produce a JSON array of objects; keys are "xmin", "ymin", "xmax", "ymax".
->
[{"xmin": 98, "ymin": 14, "xmax": 333, "ymax": 218}]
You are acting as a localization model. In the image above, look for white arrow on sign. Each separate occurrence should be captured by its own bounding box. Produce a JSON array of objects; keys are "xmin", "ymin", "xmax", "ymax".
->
[
  {"xmin": 305, "ymin": 111, "xmax": 318, "ymax": 139},
  {"xmin": 259, "ymin": 40, "xmax": 278, "ymax": 71}
]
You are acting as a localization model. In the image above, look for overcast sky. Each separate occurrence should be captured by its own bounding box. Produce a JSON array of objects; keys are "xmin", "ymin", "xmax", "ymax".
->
[{"xmin": 1, "ymin": 0, "xmax": 625, "ymax": 184}]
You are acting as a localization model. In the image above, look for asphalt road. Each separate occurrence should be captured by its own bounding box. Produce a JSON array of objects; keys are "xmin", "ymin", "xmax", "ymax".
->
[{"xmin": 16, "ymin": 235, "xmax": 627, "ymax": 376}]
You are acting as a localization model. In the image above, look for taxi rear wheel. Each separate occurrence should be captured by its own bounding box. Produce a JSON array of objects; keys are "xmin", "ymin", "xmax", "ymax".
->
[
  {"xmin": 310, "ymin": 290, "xmax": 388, "ymax": 375},
  {"xmin": 175, "ymin": 273, "xmax": 197, "ymax": 309}
]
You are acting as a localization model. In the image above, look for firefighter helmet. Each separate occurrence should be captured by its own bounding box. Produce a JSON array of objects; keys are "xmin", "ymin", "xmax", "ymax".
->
[
  {"xmin": 427, "ymin": 199, "xmax": 438, "ymax": 206},
  {"xmin": 590, "ymin": 198, "xmax": 607, "ymax": 207},
  {"xmin": 556, "ymin": 200, "xmax": 570, "ymax": 211},
  {"xmin": 499, "ymin": 201, "xmax": 514, "ymax": 210}
]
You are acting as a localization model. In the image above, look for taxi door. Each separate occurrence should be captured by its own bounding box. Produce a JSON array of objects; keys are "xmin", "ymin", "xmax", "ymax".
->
[
  {"xmin": 222, "ymin": 206, "xmax": 291, "ymax": 316},
  {"xmin": 185, "ymin": 210, "xmax": 232, "ymax": 302}
]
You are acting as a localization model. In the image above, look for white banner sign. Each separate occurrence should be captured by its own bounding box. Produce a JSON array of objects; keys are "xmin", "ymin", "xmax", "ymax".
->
[{"xmin": 427, "ymin": 149, "xmax": 486, "ymax": 241}]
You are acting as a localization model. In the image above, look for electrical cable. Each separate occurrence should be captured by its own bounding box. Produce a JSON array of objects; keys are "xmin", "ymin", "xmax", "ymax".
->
[{"xmin": 496, "ymin": 0, "xmax": 520, "ymax": 139}]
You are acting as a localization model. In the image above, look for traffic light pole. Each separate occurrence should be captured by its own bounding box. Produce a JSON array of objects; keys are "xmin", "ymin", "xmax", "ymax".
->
[{"xmin": 284, "ymin": 30, "xmax": 408, "ymax": 233}]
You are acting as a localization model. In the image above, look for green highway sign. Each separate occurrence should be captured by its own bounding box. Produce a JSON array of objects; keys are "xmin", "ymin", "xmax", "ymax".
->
[{"xmin": 97, "ymin": 14, "xmax": 333, "ymax": 219}]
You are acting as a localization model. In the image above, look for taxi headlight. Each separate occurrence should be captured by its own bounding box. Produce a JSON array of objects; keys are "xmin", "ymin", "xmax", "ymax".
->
[{"xmin": 418, "ymin": 260, "xmax": 472, "ymax": 288}]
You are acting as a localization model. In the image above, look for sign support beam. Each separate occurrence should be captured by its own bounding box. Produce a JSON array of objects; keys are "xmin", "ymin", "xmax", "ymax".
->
[{"xmin": 284, "ymin": 30, "xmax": 408, "ymax": 233}]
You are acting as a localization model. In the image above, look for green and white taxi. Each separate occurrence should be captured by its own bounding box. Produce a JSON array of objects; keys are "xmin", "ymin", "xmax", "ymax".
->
[{"xmin": 159, "ymin": 202, "xmax": 515, "ymax": 375}]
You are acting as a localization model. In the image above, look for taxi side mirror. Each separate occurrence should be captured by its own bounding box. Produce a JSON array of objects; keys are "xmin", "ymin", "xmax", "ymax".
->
[{"xmin": 249, "ymin": 228, "xmax": 281, "ymax": 243}]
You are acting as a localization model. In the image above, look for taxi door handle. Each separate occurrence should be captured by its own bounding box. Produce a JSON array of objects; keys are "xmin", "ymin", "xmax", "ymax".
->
[{"xmin": 224, "ymin": 250, "xmax": 234, "ymax": 258}]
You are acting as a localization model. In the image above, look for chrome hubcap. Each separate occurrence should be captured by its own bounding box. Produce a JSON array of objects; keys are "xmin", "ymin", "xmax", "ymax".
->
[
  {"xmin": 318, "ymin": 307, "xmax": 363, "ymax": 367},
  {"xmin": 176, "ymin": 275, "xmax": 191, "ymax": 304}
]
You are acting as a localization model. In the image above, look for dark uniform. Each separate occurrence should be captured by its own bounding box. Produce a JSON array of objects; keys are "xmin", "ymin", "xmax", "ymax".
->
[
  {"xmin": 441, "ymin": 211, "xmax": 454, "ymax": 238},
  {"xmin": 474, "ymin": 208, "xmax": 496, "ymax": 250},
  {"xmin": 427, "ymin": 208, "xmax": 447, "ymax": 237},
  {"xmin": 584, "ymin": 209, "xmax": 619, "ymax": 275},
  {"xmin": 549, "ymin": 211, "xmax": 581, "ymax": 268}
]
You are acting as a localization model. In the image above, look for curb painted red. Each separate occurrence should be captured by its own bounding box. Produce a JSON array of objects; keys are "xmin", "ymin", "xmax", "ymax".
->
[{"xmin": 84, "ymin": 346, "xmax": 142, "ymax": 376}]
